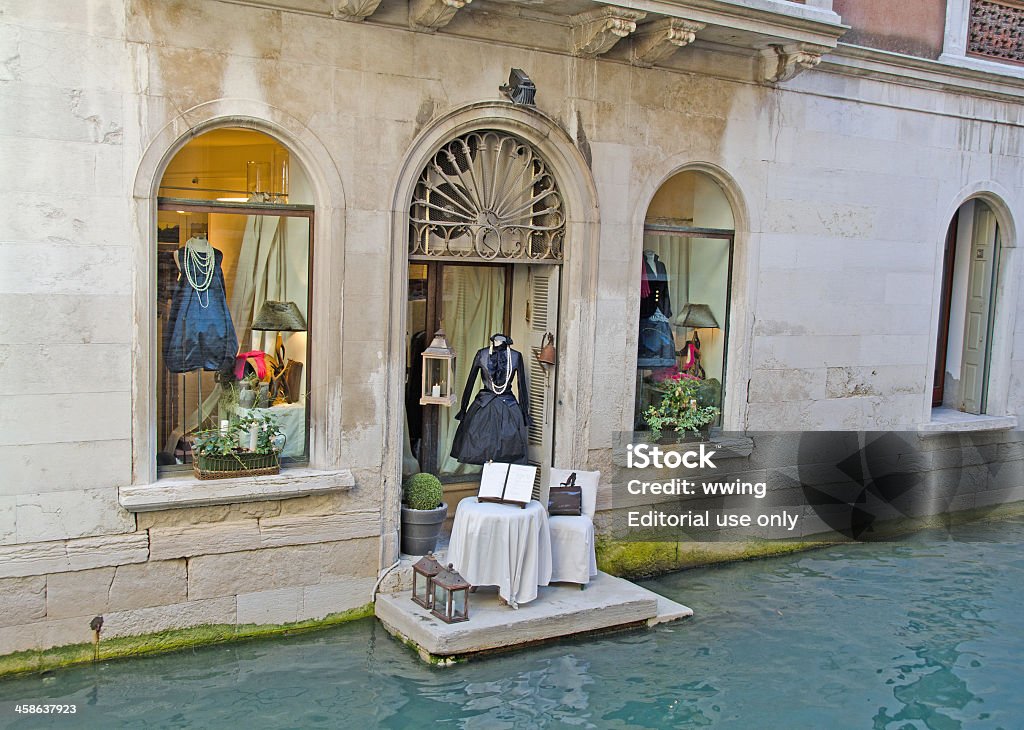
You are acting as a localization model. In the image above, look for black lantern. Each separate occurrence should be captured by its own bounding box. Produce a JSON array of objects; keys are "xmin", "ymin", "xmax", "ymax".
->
[
  {"xmin": 430, "ymin": 563, "xmax": 471, "ymax": 624},
  {"xmin": 411, "ymin": 553, "xmax": 443, "ymax": 609},
  {"xmin": 420, "ymin": 329, "xmax": 456, "ymax": 406}
]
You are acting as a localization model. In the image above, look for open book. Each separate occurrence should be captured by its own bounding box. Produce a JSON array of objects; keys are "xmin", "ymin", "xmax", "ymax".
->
[{"xmin": 478, "ymin": 462, "xmax": 537, "ymax": 508}]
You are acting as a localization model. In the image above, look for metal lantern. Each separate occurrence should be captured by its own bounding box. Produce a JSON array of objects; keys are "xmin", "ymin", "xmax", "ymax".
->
[
  {"xmin": 430, "ymin": 563, "xmax": 471, "ymax": 624},
  {"xmin": 419, "ymin": 329, "xmax": 456, "ymax": 406},
  {"xmin": 411, "ymin": 553, "xmax": 444, "ymax": 609}
]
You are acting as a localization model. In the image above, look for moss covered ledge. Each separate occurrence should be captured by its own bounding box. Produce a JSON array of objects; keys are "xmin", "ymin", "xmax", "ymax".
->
[
  {"xmin": 596, "ymin": 537, "xmax": 825, "ymax": 580},
  {"xmin": 0, "ymin": 603, "xmax": 373, "ymax": 680}
]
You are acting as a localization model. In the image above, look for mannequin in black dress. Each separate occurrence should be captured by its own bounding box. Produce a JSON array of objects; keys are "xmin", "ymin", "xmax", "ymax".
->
[
  {"xmin": 450, "ymin": 334, "xmax": 532, "ymax": 464},
  {"xmin": 638, "ymin": 250, "xmax": 676, "ymax": 368}
]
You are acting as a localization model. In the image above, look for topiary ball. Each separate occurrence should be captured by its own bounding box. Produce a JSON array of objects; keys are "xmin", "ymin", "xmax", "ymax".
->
[{"xmin": 404, "ymin": 472, "xmax": 443, "ymax": 511}]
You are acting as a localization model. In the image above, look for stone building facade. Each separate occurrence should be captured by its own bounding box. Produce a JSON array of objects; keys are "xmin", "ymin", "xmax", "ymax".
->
[{"xmin": 3, "ymin": 0, "xmax": 1024, "ymax": 660}]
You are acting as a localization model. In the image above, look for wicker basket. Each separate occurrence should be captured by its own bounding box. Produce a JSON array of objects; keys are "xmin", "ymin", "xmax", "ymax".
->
[{"xmin": 193, "ymin": 450, "xmax": 280, "ymax": 480}]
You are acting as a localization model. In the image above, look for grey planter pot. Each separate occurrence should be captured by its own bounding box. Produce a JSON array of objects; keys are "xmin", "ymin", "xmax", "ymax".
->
[{"xmin": 401, "ymin": 502, "xmax": 448, "ymax": 556}]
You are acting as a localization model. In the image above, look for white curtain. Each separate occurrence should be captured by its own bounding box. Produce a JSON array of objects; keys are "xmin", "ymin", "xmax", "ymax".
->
[{"xmin": 437, "ymin": 266, "xmax": 506, "ymax": 475}]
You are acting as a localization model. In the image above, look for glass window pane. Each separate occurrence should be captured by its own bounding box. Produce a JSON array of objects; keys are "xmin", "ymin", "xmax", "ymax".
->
[
  {"xmin": 156, "ymin": 211, "xmax": 311, "ymax": 471},
  {"xmin": 635, "ymin": 234, "xmax": 729, "ymax": 432}
]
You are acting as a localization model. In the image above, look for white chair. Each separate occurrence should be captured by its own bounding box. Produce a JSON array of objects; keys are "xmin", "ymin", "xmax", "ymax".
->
[{"xmin": 545, "ymin": 468, "xmax": 600, "ymax": 588}]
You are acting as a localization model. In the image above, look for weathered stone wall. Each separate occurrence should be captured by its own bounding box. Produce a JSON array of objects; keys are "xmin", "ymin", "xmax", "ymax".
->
[
  {"xmin": 0, "ymin": 493, "xmax": 377, "ymax": 655},
  {"xmin": 2, "ymin": 0, "xmax": 1024, "ymax": 658}
]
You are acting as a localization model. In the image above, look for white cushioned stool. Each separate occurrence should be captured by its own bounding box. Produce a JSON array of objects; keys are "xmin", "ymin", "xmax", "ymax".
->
[{"xmin": 545, "ymin": 468, "xmax": 600, "ymax": 587}]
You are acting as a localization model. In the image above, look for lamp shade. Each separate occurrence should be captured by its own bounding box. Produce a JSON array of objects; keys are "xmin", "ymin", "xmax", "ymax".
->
[
  {"xmin": 675, "ymin": 303, "xmax": 719, "ymax": 329},
  {"xmin": 252, "ymin": 300, "xmax": 307, "ymax": 331}
]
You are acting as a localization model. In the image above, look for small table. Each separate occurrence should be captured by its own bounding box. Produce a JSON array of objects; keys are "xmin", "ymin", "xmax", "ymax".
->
[{"xmin": 446, "ymin": 497, "xmax": 552, "ymax": 608}]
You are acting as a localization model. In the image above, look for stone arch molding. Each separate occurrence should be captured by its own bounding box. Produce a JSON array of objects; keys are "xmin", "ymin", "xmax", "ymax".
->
[
  {"xmin": 390, "ymin": 101, "xmax": 599, "ymax": 226},
  {"xmin": 130, "ymin": 100, "xmax": 347, "ymax": 483},
  {"xmin": 133, "ymin": 98, "xmax": 345, "ymax": 206},
  {"xmin": 381, "ymin": 101, "xmax": 601, "ymax": 564},
  {"xmin": 625, "ymin": 159, "xmax": 756, "ymax": 433},
  {"xmin": 940, "ymin": 182, "xmax": 1018, "ymax": 250}
]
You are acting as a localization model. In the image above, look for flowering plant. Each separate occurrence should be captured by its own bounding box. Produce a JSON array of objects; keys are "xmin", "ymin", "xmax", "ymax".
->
[{"xmin": 643, "ymin": 373, "xmax": 719, "ymax": 440}]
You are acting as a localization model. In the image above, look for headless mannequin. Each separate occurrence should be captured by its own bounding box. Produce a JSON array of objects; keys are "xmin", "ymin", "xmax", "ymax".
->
[{"xmin": 451, "ymin": 333, "xmax": 532, "ymax": 465}]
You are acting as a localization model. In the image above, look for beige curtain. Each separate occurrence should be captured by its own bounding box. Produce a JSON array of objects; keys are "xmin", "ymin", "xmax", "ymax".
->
[{"xmin": 437, "ymin": 265, "xmax": 506, "ymax": 475}]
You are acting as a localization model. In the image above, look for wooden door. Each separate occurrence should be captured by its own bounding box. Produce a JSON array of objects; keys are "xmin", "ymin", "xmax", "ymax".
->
[{"xmin": 959, "ymin": 204, "xmax": 999, "ymax": 414}]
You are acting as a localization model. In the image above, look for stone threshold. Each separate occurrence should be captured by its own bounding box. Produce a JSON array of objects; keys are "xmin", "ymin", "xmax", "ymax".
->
[
  {"xmin": 119, "ymin": 467, "xmax": 354, "ymax": 512},
  {"xmin": 917, "ymin": 408, "xmax": 1017, "ymax": 437},
  {"xmin": 375, "ymin": 571, "xmax": 692, "ymax": 664}
]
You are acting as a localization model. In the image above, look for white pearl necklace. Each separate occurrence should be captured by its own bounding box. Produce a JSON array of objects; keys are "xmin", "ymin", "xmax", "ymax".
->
[
  {"xmin": 183, "ymin": 237, "xmax": 214, "ymax": 308},
  {"xmin": 490, "ymin": 347, "xmax": 514, "ymax": 395}
]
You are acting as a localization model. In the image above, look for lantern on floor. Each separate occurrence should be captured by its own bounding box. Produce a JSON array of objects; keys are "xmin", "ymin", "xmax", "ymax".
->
[
  {"xmin": 430, "ymin": 563, "xmax": 470, "ymax": 624},
  {"xmin": 419, "ymin": 328, "xmax": 456, "ymax": 406},
  {"xmin": 411, "ymin": 553, "xmax": 444, "ymax": 609}
]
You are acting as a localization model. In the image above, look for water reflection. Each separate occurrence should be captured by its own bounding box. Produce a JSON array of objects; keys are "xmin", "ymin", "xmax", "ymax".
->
[{"xmin": 1, "ymin": 518, "xmax": 1023, "ymax": 728}]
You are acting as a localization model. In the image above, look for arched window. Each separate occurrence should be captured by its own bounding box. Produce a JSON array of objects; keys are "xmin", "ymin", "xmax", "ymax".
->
[
  {"xmin": 405, "ymin": 130, "xmax": 563, "ymax": 480},
  {"xmin": 934, "ymin": 198, "xmax": 1002, "ymax": 414},
  {"xmin": 634, "ymin": 170, "xmax": 735, "ymax": 434},
  {"xmin": 155, "ymin": 128, "xmax": 313, "ymax": 472}
]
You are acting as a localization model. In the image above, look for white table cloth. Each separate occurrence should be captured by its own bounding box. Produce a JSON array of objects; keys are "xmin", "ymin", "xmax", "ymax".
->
[{"xmin": 446, "ymin": 497, "xmax": 552, "ymax": 608}]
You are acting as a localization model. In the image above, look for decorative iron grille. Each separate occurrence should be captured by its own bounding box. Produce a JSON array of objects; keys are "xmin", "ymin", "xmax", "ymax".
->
[
  {"xmin": 968, "ymin": 0, "xmax": 1024, "ymax": 65},
  {"xmin": 410, "ymin": 131, "xmax": 565, "ymax": 262}
]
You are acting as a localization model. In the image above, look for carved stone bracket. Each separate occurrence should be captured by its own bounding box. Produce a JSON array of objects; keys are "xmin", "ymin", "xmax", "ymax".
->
[
  {"xmin": 570, "ymin": 7, "xmax": 647, "ymax": 58},
  {"xmin": 332, "ymin": 0, "xmax": 383, "ymax": 22},
  {"xmin": 630, "ymin": 18, "xmax": 706, "ymax": 67},
  {"xmin": 759, "ymin": 43, "xmax": 828, "ymax": 83},
  {"xmin": 410, "ymin": 0, "xmax": 472, "ymax": 32}
]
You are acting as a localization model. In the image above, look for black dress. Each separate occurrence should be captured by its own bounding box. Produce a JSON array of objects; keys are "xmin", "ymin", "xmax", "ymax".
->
[
  {"xmin": 163, "ymin": 246, "xmax": 238, "ymax": 373},
  {"xmin": 638, "ymin": 253, "xmax": 676, "ymax": 368},
  {"xmin": 451, "ymin": 346, "xmax": 532, "ymax": 465}
]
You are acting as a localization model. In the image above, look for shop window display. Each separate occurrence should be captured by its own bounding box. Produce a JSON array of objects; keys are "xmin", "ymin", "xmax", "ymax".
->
[
  {"xmin": 635, "ymin": 172, "xmax": 734, "ymax": 434},
  {"xmin": 405, "ymin": 130, "xmax": 562, "ymax": 481},
  {"xmin": 155, "ymin": 128, "xmax": 313, "ymax": 473}
]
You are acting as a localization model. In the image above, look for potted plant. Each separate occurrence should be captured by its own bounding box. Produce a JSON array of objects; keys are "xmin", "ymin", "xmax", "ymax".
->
[
  {"xmin": 643, "ymin": 373, "xmax": 720, "ymax": 442},
  {"xmin": 191, "ymin": 411, "xmax": 284, "ymax": 479},
  {"xmin": 400, "ymin": 473, "xmax": 448, "ymax": 555}
]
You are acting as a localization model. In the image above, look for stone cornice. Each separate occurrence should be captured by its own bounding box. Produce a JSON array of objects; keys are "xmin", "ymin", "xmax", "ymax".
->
[
  {"xmin": 631, "ymin": 17, "xmax": 706, "ymax": 67},
  {"xmin": 759, "ymin": 42, "xmax": 828, "ymax": 83},
  {"xmin": 409, "ymin": 0, "xmax": 473, "ymax": 31},
  {"xmin": 822, "ymin": 43, "xmax": 1024, "ymax": 104},
  {"xmin": 332, "ymin": 0, "xmax": 383, "ymax": 22},
  {"xmin": 570, "ymin": 7, "xmax": 648, "ymax": 58}
]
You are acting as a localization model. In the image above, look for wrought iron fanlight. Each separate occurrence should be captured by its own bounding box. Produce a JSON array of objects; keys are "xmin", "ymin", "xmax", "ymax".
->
[{"xmin": 409, "ymin": 131, "xmax": 565, "ymax": 262}]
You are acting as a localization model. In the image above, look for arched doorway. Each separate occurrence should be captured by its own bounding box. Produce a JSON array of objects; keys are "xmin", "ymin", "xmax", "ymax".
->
[
  {"xmin": 934, "ymin": 198, "xmax": 1002, "ymax": 414},
  {"xmin": 403, "ymin": 130, "xmax": 563, "ymax": 487}
]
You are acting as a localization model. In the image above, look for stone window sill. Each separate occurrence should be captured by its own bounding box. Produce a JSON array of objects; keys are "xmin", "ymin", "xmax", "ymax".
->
[
  {"xmin": 918, "ymin": 408, "xmax": 1018, "ymax": 437},
  {"xmin": 118, "ymin": 467, "xmax": 355, "ymax": 512}
]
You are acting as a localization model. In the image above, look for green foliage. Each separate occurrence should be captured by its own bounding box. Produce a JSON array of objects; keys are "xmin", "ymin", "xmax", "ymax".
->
[
  {"xmin": 643, "ymin": 374, "xmax": 720, "ymax": 440},
  {"xmin": 404, "ymin": 472, "xmax": 443, "ymax": 511},
  {"xmin": 191, "ymin": 412, "xmax": 284, "ymax": 456}
]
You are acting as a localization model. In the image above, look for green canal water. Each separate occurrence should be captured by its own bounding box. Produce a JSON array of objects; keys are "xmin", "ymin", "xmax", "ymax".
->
[{"xmin": 2, "ymin": 516, "xmax": 1023, "ymax": 729}]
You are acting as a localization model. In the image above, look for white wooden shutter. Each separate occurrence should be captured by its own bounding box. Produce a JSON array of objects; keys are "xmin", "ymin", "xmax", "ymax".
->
[{"xmin": 511, "ymin": 265, "xmax": 559, "ymax": 500}]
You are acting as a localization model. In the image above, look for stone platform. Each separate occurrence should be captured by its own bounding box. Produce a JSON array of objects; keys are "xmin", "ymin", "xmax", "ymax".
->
[{"xmin": 375, "ymin": 570, "xmax": 692, "ymax": 664}]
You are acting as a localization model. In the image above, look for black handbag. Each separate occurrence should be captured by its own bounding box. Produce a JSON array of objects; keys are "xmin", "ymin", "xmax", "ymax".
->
[{"xmin": 548, "ymin": 472, "xmax": 582, "ymax": 516}]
